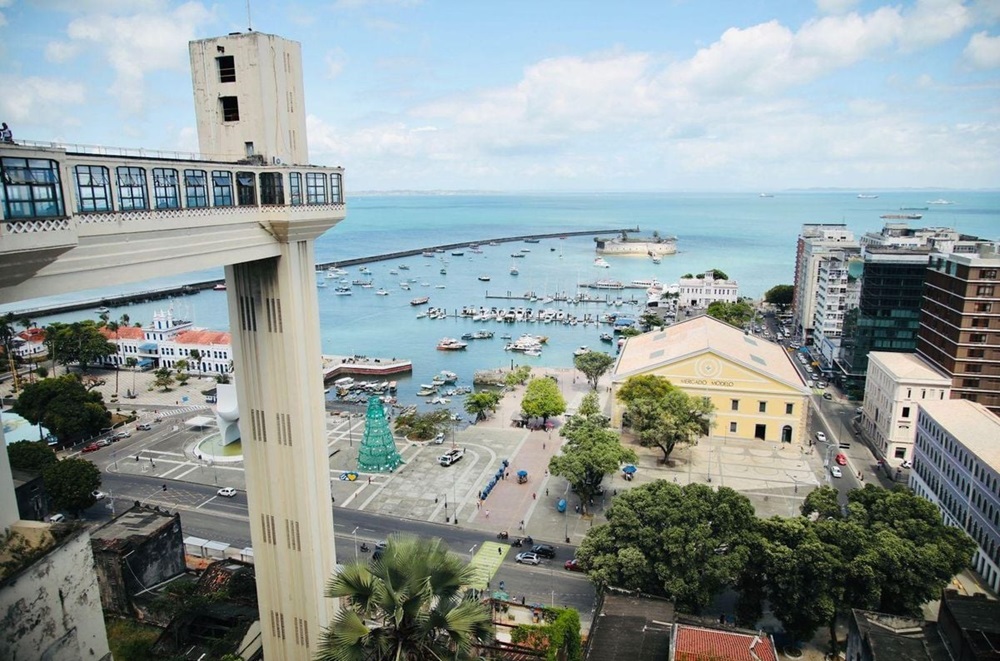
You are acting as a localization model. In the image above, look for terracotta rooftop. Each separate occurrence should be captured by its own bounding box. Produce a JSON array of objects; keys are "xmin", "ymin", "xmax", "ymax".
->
[
  {"xmin": 17, "ymin": 327, "xmax": 46, "ymax": 343},
  {"xmin": 173, "ymin": 329, "xmax": 231, "ymax": 345},
  {"xmin": 98, "ymin": 325, "xmax": 145, "ymax": 340},
  {"xmin": 674, "ymin": 625, "xmax": 779, "ymax": 661}
]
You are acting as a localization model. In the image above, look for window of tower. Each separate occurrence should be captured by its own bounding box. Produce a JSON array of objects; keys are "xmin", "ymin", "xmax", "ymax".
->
[
  {"xmin": 221, "ymin": 96, "xmax": 240, "ymax": 122},
  {"xmin": 217, "ymin": 56, "xmax": 236, "ymax": 83}
]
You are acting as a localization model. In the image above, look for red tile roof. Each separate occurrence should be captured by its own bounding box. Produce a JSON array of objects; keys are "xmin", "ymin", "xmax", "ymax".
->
[
  {"xmin": 98, "ymin": 326, "xmax": 145, "ymax": 340},
  {"xmin": 674, "ymin": 625, "xmax": 779, "ymax": 661},
  {"xmin": 17, "ymin": 328, "xmax": 46, "ymax": 343},
  {"xmin": 174, "ymin": 330, "xmax": 231, "ymax": 345}
]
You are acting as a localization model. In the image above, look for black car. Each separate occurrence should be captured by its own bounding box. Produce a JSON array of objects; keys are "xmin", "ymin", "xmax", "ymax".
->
[{"xmin": 531, "ymin": 544, "xmax": 556, "ymax": 558}]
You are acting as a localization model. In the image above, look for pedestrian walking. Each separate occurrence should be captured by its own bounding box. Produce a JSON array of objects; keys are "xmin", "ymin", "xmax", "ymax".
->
[
  {"xmin": 545, "ymin": 488, "xmax": 549, "ymax": 497},
  {"xmin": 499, "ymin": 580, "xmax": 505, "ymax": 590},
  {"xmin": 498, "ymin": 547, "xmax": 502, "ymax": 556},
  {"xmin": 485, "ymin": 509, "xmax": 490, "ymax": 519},
  {"xmin": 532, "ymin": 492, "xmax": 536, "ymax": 500},
  {"xmin": 518, "ymin": 520, "xmax": 524, "ymax": 530}
]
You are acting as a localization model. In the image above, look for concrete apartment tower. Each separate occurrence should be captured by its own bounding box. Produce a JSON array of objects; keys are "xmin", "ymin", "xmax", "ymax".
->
[
  {"xmin": 189, "ymin": 32, "xmax": 338, "ymax": 658},
  {"xmin": 791, "ymin": 224, "xmax": 858, "ymax": 347},
  {"xmin": 190, "ymin": 31, "xmax": 309, "ymax": 165}
]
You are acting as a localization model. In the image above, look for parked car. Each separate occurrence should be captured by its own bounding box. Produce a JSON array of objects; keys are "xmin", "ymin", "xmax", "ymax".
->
[
  {"xmin": 114, "ymin": 430, "xmax": 131, "ymax": 439},
  {"xmin": 91, "ymin": 490, "xmax": 106, "ymax": 500},
  {"xmin": 823, "ymin": 392, "xmax": 833, "ymax": 400},
  {"xmin": 830, "ymin": 466, "xmax": 843, "ymax": 478},
  {"xmin": 515, "ymin": 552, "xmax": 541, "ymax": 565},
  {"xmin": 564, "ymin": 559, "xmax": 584, "ymax": 572},
  {"xmin": 137, "ymin": 422, "xmax": 153, "ymax": 431},
  {"xmin": 217, "ymin": 487, "xmax": 237, "ymax": 497},
  {"xmin": 835, "ymin": 453, "xmax": 847, "ymax": 466},
  {"xmin": 433, "ymin": 432, "xmax": 445, "ymax": 444},
  {"xmin": 815, "ymin": 432, "xmax": 827, "ymax": 443},
  {"xmin": 531, "ymin": 544, "xmax": 556, "ymax": 558},
  {"xmin": 96, "ymin": 438, "xmax": 113, "ymax": 447},
  {"xmin": 47, "ymin": 513, "xmax": 66, "ymax": 523},
  {"xmin": 82, "ymin": 443, "xmax": 100, "ymax": 453}
]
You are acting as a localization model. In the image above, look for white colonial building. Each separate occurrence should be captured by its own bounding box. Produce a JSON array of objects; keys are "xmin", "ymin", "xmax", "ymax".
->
[
  {"xmin": 909, "ymin": 399, "xmax": 1000, "ymax": 594},
  {"xmin": 677, "ymin": 273, "xmax": 739, "ymax": 309},
  {"xmin": 99, "ymin": 308, "xmax": 232, "ymax": 375},
  {"xmin": 860, "ymin": 351, "xmax": 951, "ymax": 465}
]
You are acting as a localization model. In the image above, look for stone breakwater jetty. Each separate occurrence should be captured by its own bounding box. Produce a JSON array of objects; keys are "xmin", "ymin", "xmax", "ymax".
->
[{"xmin": 315, "ymin": 228, "xmax": 639, "ymax": 270}]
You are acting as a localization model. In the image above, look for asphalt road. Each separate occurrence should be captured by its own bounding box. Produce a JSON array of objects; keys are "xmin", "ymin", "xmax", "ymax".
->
[{"xmin": 91, "ymin": 471, "xmax": 598, "ymax": 617}]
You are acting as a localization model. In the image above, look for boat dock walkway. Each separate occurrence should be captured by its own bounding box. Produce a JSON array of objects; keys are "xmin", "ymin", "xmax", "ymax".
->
[{"xmin": 322, "ymin": 354, "xmax": 413, "ymax": 381}]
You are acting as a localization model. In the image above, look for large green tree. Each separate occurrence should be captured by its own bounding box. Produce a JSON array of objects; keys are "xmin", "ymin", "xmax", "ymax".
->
[
  {"xmin": 573, "ymin": 351, "xmax": 615, "ymax": 390},
  {"xmin": 58, "ymin": 320, "xmax": 117, "ymax": 372},
  {"xmin": 6, "ymin": 440, "xmax": 58, "ymax": 472},
  {"xmin": 520, "ymin": 376, "xmax": 566, "ymax": 423},
  {"xmin": 43, "ymin": 458, "xmax": 102, "ymax": 516},
  {"xmin": 577, "ymin": 481, "xmax": 757, "ymax": 613},
  {"xmin": 319, "ymin": 534, "xmax": 494, "ymax": 661},
  {"xmin": 764, "ymin": 284, "xmax": 794, "ymax": 310},
  {"xmin": 741, "ymin": 485, "xmax": 977, "ymax": 649},
  {"xmin": 394, "ymin": 408, "xmax": 453, "ymax": 441},
  {"xmin": 617, "ymin": 375, "xmax": 715, "ymax": 463},
  {"xmin": 705, "ymin": 300, "xmax": 755, "ymax": 327},
  {"xmin": 549, "ymin": 412, "xmax": 636, "ymax": 514},
  {"xmin": 12, "ymin": 374, "xmax": 111, "ymax": 445},
  {"xmin": 463, "ymin": 390, "xmax": 501, "ymax": 422}
]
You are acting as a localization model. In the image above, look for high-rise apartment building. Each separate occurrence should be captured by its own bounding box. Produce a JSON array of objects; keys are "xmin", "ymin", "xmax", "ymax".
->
[
  {"xmin": 916, "ymin": 247, "xmax": 1000, "ymax": 416},
  {"xmin": 812, "ymin": 247, "xmax": 862, "ymax": 366},
  {"xmin": 792, "ymin": 224, "xmax": 857, "ymax": 346}
]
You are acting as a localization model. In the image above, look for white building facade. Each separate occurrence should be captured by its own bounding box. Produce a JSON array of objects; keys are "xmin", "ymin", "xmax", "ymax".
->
[
  {"xmin": 792, "ymin": 225, "xmax": 858, "ymax": 346},
  {"xmin": 861, "ymin": 351, "xmax": 951, "ymax": 465},
  {"xmin": 812, "ymin": 248, "xmax": 862, "ymax": 365},
  {"xmin": 909, "ymin": 399, "xmax": 1000, "ymax": 594},
  {"xmin": 677, "ymin": 274, "xmax": 739, "ymax": 309}
]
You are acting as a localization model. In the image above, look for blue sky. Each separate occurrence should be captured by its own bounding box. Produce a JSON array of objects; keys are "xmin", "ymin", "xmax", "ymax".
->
[{"xmin": 1, "ymin": 0, "xmax": 998, "ymax": 192}]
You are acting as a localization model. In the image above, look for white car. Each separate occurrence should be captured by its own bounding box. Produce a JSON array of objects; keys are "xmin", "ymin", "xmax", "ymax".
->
[
  {"xmin": 433, "ymin": 432, "xmax": 445, "ymax": 444},
  {"xmin": 815, "ymin": 431, "xmax": 827, "ymax": 443},
  {"xmin": 515, "ymin": 552, "xmax": 541, "ymax": 565},
  {"xmin": 92, "ymin": 490, "xmax": 106, "ymax": 500},
  {"xmin": 830, "ymin": 466, "xmax": 843, "ymax": 478},
  {"xmin": 47, "ymin": 513, "xmax": 66, "ymax": 523},
  {"xmin": 217, "ymin": 487, "xmax": 238, "ymax": 497}
]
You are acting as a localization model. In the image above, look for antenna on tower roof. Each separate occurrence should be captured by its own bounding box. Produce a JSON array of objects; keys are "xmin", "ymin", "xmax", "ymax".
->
[{"xmin": 246, "ymin": 0, "xmax": 253, "ymax": 31}]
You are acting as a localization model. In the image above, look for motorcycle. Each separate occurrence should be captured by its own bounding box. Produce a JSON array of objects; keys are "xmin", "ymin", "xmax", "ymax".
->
[
  {"xmin": 497, "ymin": 530, "xmax": 509, "ymax": 540},
  {"xmin": 511, "ymin": 537, "xmax": 523, "ymax": 547},
  {"xmin": 359, "ymin": 543, "xmax": 370, "ymax": 553}
]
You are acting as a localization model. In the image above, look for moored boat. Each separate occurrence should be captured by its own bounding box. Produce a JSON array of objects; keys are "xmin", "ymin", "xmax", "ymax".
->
[
  {"xmin": 436, "ymin": 337, "xmax": 468, "ymax": 351},
  {"xmin": 478, "ymin": 275, "xmax": 491, "ymax": 281},
  {"xmin": 594, "ymin": 257, "xmax": 610, "ymax": 268},
  {"xmin": 410, "ymin": 296, "xmax": 430, "ymax": 306}
]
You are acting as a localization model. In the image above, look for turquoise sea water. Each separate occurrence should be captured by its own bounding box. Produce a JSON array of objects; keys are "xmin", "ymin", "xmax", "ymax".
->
[{"xmin": 9, "ymin": 191, "xmax": 999, "ymax": 409}]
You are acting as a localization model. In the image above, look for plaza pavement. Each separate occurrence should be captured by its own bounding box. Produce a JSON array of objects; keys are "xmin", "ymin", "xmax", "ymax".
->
[{"xmin": 82, "ymin": 362, "xmax": 832, "ymax": 546}]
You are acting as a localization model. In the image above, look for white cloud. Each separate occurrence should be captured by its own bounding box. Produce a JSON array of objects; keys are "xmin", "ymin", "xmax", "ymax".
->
[
  {"xmin": 899, "ymin": 0, "xmax": 972, "ymax": 51},
  {"xmin": 0, "ymin": 75, "xmax": 87, "ymax": 126},
  {"xmin": 55, "ymin": 1, "xmax": 213, "ymax": 115},
  {"xmin": 45, "ymin": 40, "xmax": 81, "ymax": 62},
  {"xmin": 964, "ymin": 31, "xmax": 1000, "ymax": 69},
  {"xmin": 816, "ymin": 0, "xmax": 859, "ymax": 15}
]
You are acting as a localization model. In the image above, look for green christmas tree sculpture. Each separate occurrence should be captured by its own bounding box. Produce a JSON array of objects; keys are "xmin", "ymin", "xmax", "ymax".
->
[{"xmin": 357, "ymin": 396, "xmax": 404, "ymax": 473}]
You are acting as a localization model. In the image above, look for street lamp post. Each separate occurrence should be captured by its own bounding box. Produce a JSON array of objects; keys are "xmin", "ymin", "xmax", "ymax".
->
[{"xmin": 352, "ymin": 526, "xmax": 359, "ymax": 561}]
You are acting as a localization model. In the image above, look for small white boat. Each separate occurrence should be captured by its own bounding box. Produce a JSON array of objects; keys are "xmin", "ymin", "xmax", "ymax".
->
[
  {"xmin": 375, "ymin": 289, "xmax": 389, "ymax": 296},
  {"xmin": 334, "ymin": 286, "xmax": 352, "ymax": 295},
  {"xmin": 95, "ymin": 306, "xmax": 110, "ymax": 314},
  {"xmin": 594, "ymin": 257, "xmax": 610, "ymax": 268},
  {"xmin": 574, "ymin": 346, "xmax": 589, "ymax": 356},
  {"xmin": 478, "ymin": 275, "xmax": 491, "ymax": 282}
]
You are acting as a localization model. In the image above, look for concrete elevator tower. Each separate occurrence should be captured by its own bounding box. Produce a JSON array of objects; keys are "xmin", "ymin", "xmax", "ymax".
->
[
  {"xmin": 189, "ymin": 32, "xmax": 338, "ymax": 659},
  {"xmin": 190, "ymin": 31, "xmax": 309, "ymax": 165}
]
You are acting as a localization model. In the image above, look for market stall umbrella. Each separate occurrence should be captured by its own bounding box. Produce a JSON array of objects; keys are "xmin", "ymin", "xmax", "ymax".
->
[
  {"xmin": 622, "ymin": 464, "xmax": 637, "ymax": 475},
  {"xmin": 516, "ymin": 470, "xmax": 528, "ymax": 478}
]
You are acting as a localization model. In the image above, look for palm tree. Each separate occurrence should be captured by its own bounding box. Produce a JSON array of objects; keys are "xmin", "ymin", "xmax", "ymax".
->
[
  {"xmin": 318, "ymin": 534, "xmax": 494, "ymax": 661},
  {"xmin": 0, "ymin": 313, "xmax": 20, "ymax": 393}
]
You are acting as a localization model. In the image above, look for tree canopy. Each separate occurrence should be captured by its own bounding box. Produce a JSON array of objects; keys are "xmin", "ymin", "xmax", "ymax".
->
[
  {"xmin": 549, "ymin": 411, "xmax": 636, "ymax": 514},
  {"xmin": 394, "ymin": 408, "xmax": 453, "ymax": 441},
  {"xmin": 705, "ymin": 300, "xmax": 755, "ymax": 327},
  {"xmin": 319, "ymin": 534, "xmax": 493, "ymax": 661},
  {"xmin": 520, "ymin": 377, "xmax": 566, "ymax": 422},
  {"xmin": 573, "ymin": 351, "xmax": 615, "ymax": 390},
  {"xmin": 43, "ymin": 458, "xmax": 102, "ymax": 516},
  {"xmin": 6, "ymin": 440, "xmax": 58, "ymax": 472},
  {"xmin": 577, "ymin": 481, "xmax": 757, "ymax": 613},
  {"xmin": 463, "ymin": 390, "xmax": 502, "ymax": 422},
  {"xmin": 617, "ymin": 375, "xmax": 714, "ymax": 462},
  {"xmin": 12, "ymin": 373, "xmax": 111, "ymax": 444},
  {"xmin": 764, "ymin": 284, "xmax": 794, "ymax": 310},
  {"xmin": 43, "ymin": 320, "xmax": 116, "ymax": 373}
]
